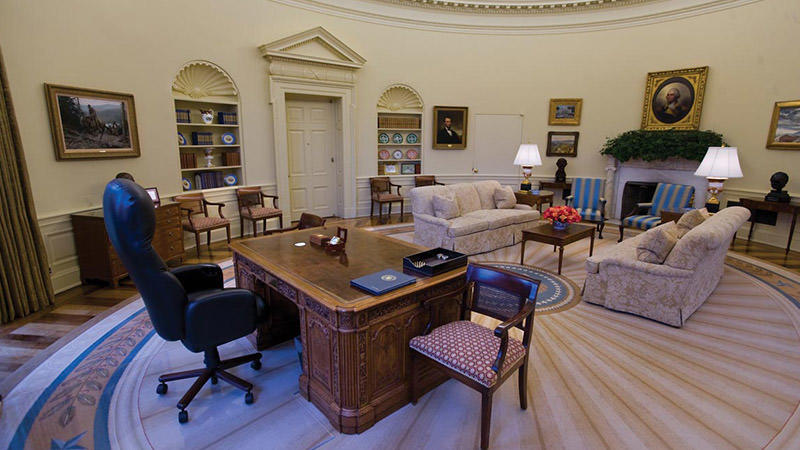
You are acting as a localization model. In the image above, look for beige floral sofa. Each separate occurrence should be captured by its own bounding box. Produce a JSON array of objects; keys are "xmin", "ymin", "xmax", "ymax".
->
[
  {"xmin": 409, "ymin": 180, "xmax": 541, "ymax": 254},
  {"xmin": 583, "ymin": 206, "xmax": 750, "ymax": 327}
]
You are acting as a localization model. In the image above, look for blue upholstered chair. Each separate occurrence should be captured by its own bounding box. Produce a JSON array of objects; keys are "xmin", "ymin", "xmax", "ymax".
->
[
  {"xmin": 566, "ymin": 178, "xmax": 607, "ymax": 238},
  {"xmin": 618, "ymin": 182, "xmax": 695, "ymax": 242}
]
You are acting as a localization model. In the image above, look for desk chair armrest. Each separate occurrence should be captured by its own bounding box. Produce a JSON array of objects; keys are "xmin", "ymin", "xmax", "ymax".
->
[
  {"xmin": 389, "ymin": 182, "xmax": 402, "ymax": 195},
  {"xmin": 184, "ymin": 288, "xmax": 266, "ymax": 351},
  {"xmin": 170, "ymin": 264, "xmax": 223, "ymax": 292},
  {"xmin": 261, "ymin": 193, "xmax": 279, "ymax": 208},
  {"xmin": 203, "ymin": 200, "xmax": 227, "ymax": 218},
  {"xmin": 265, "ymin": 224, "xmax": 300, "ymax": 235},
  {"xmin": 434, "ymin": 181, "xmax": 446, "ymax": 186},
  {"xmin": 491, "ymin": 300, "xmax": 535, "ymax": 373}
]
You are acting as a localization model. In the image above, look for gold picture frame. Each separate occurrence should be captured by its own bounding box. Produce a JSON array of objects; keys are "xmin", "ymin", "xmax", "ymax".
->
[
  {"xmin": 45, "ymin": 84, "xmax": 140, "ymax": 160},
  {"xmin": 546, "ymin": 131, "xmax": 579, "ymax": 157},
  {"xmin": 432, "ymin": 106, "xmax": 468, "ymax": 150},
  {"xmin": 766, "ymin": 99, "xmax": 800, "ymax": 149},
  {"xmin": 640, "ymin": 66, "xmax": 708, "ymax": 130},
  {"xmin": 548, "ymin": 98, "xmax": 582, "ymax": 126}
]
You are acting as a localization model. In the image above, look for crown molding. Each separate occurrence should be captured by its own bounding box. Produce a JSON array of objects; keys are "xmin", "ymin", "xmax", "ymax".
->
[{"xmin": 269, "ymin": 0, "xmax": 762, "ymax": 35}]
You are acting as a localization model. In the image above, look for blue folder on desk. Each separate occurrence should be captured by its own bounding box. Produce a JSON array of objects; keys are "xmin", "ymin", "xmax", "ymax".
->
[{"xmin": 350, "ymin": 269, "xmax": 416, "ymax": 295}]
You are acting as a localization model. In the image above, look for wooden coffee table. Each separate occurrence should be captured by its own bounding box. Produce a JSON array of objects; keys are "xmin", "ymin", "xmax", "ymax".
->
[{"xmin": 520, "ymin": 222, "xmax": 595, "ymax": 274}]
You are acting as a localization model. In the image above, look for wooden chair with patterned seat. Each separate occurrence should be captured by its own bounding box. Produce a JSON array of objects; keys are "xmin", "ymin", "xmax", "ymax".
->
[
  {"xmin": 414, "ymin": 175, "xmax": 445, "ymax": 187},
  {"xmin": 618, "ymin": 182, "xmax": 695, "ymax": 242},
  {"xmin": 409, "ymin": 263, "xmax": 540, "ymax": 450},
  {"xmin": 370, "ymin": 177, "xmax": 404, "ymax": 224},
  {"xmin": 236, "ymin": 187, "xmax": 282, "ymax": 238},
  {"xmin": 174, "ymin": 193, "xmax": 231, "ymax": 257},
  {"xmin": 265, "ymin": 212, "xmax": 326, "ymax": 235},
  {"xmin": 566, "ymin": 177, "xmax": 607, "ymax": 238}
]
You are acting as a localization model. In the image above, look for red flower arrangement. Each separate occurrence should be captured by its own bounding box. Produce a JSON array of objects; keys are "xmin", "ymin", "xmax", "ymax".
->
[{"xmin": 542, "ymin": 206, "xmax": 581, "ymax": 224}]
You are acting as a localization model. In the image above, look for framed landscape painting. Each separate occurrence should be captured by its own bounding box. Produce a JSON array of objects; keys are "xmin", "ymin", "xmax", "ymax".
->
[
  {"xmin": 640, "ymin": 66, "xmax": 708, "ymax": 130},
  {"xmin": 45, "ymin": 84, "xmax": 140, "ymax": 160},
  {"xmin": 546, "ymin": 131, "xmax": 579, "ymax": 157},
  {"xmin": 432, "ymin": 106, "xmax": 468, "ymax": 150},
  {"xmin": 766, "ymin": 100, "xmax": 800, "ymax": 149},
  {"xmin": 548, "ymin": 98, "xmax": 582, "ymax": 126}
]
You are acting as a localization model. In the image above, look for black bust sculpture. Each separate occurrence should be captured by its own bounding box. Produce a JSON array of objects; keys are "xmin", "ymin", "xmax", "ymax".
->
[
  {"xmin": 555, "ymin": 158, "xmax": 567, "ymax": 183},
  {"xmin": 765, "ymin": 171, "xmax": 791, "ymax": 203}
]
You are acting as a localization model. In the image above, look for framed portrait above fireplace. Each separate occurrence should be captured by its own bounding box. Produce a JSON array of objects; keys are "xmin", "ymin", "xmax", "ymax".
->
[{"xmin": 640, "ymin": 66, "xmax": 708, "ymax": 131}]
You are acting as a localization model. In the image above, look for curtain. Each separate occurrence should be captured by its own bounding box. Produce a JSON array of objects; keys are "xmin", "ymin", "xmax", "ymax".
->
[{"xmin": 0, "ymin": 45, "xmax": 54, "ymax": 323}]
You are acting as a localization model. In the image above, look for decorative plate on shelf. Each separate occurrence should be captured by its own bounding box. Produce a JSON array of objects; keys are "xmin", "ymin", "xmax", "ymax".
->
[
  {"xmin": 379, "ymin": 149, "xmax": 391, "ymax": 160},
  {"xmin": 405, "ymin": 149, "xmax": 419, "ymax": 159},
  {"xmin": 392, "ymin": 149, "xmax": 404, "ymax": 160},
  {"xmin": 223, "ymin": 174, "xmax": 238, "ymax": 186},
  {"xmin": 392, "ymin": 133, "xmax": 404, "ymax": 144},
  {"xmin": 181, "ymin": 177, "xmax": 192, "ymax": 191},
  {"xmin": 178, "ymin": 132, "xmax": 187, "ymax": 146},
  {"xmin": 221, "ymin": 132, "xmax": 236, "ymax": 145},
  {"xmin": 378, "ymin": 133, "xmax": 390, "ymax": 144},
  {"xmin": 406, "ymin": 133, "xmax": 418, "ymax": 144}
]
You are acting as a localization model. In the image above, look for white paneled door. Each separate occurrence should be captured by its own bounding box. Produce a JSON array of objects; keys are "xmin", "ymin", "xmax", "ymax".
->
[{"xmin": 286, "ymin": 97, "xmax": 337, "ymax": 220}]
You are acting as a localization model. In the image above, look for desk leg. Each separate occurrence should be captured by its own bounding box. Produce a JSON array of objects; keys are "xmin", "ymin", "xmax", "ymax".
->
[
  {"xmin": 557, "ymin": 246, "xmax": 564, "ymax": 274},
  {"xmin": 589, "ymin": 231, "xmax": 595, "ymax": 257},
  {"xmin": 788, "ymin": 211, "xmax": 798, "ymax": 254},
  {"xmin": 748, "ymin": 218, "xmax": 755, "ymax": 242},
  {"xmin": 520, "ymin": 240, "xmax": 527, "ymax": 265}
]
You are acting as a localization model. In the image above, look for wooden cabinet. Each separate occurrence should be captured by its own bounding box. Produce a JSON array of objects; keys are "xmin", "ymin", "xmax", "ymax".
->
[{"xmin": 71, "ymin": 203, "xmax": 184, "ymax": 287}]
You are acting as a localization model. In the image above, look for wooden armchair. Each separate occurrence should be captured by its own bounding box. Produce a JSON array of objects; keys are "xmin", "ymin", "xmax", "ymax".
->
[
  {"xmin": 566, "ymin": 177, "xmax": 607, "ymax": 239},
  {"xmin": 410, "ymin": 263, "xmax": 540, "ymax": 449},
  {"xmin": 236, "ymin": 187, "xmax": 282, "ymax": 238},
  {"xmin": 265, "ymin": 212, "xmax": 326, "ymax": 235},
  {"xmin": 414, "ymin": 175, "xmax": 445, "ymax": 187},
  {"xmin": 370, "ymin": 176, "xmax": 404, "ymax": 224},
  {"xmin": 174, "ymin": 193, "xmax": 231, "ymax": 257},
  {"xmin": 618, "ymin": 182, "xmax": 694, "ymax": 242}
]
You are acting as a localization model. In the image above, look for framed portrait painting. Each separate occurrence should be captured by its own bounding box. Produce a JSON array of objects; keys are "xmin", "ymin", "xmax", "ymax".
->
[
  {"xmin": 640, "ymin": 66, "xmax": 708, "ymax": 130},
  {"xmin": 45, "ymin": 84, "xmax": 140, "ymax": 160},
  {"xmin": 546, "ymin": 131, "xmax": 579, "ymax": 157},
  {"xmin": 766, "ymin": 100, "xmax": 800, "ymax": 149},
  {"xmin": 548, "ymin": 98, "xmax": 582, "ymax": 126},
  {"xmin": 433, "ymin": 106, "xmax": 468, "ymax": 150}
]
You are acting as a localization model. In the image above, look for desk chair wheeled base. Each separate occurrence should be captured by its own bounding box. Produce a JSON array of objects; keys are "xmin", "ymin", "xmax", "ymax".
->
[{"xmin": 156, "ymin": 347, "xmax": 263, "ymax": 423}]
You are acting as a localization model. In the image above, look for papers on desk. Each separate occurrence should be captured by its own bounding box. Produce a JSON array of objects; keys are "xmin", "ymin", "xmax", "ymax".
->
[{"xmin": 350, "ymin": 269, "xmax": 416, "ymax": 295}]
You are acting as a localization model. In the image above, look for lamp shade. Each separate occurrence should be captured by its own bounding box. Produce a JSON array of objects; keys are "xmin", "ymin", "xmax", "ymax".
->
[
  {"xmin": 694, "ymin": 147, "xmax": 743, "ymax": 179},
  {"xmin": 513, "ymin": 144, "xmax": 542, "ymax": 166}
]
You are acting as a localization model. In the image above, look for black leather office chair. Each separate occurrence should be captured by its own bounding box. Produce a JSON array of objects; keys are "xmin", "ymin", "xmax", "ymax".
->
[{"xmin": 103, "ymin": 179, "xmax": 268, "ymax": 424}]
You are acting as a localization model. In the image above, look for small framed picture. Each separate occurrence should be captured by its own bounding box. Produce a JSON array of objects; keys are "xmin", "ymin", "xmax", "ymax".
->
[
  {"xmin": 766, "ymin": 99, "xmax": 800, "ymax": 149},
  {"xmin": 546, "ymin": 131, "xmax": 579, "ymax": 157},
  {"xmin": 401, "ymin": 163, "xmax": 416, "ymax": 174},
  {"xmin": 548, "ymin": 99, "xmax": 582, "ymax": 126},
  {"xmin": 433, "ymin": 106, "xmax": 468, "ymax": 150},
  {"xmin": 145, "ymin": 187, "xmax": 160, "ymax": 204},
  {"xmin": 384, "ymin": 164, "xmax": 398, "ymax": 174}
]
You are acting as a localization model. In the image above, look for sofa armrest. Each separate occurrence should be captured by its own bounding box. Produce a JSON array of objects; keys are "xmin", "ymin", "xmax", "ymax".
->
[
  {"xmin": 514, "ymin": 204, "xmax": 532, "ymax": 210},
  {"xmin": 413, "ymin": 213, "xmax": 449, "ymax": 228}
]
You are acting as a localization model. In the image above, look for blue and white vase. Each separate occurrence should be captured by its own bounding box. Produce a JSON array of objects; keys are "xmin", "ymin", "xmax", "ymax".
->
[{"xmin": 553, "ymin": 221, "xmax": 568, "ymax": 231}]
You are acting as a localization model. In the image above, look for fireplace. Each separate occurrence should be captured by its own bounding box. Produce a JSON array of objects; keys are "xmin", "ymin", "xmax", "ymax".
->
[{"xmin": 620, "ymin": 182, "xmax": 658, "ymax": 217}]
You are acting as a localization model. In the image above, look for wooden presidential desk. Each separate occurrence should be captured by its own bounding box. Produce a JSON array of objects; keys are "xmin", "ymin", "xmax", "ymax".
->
[{"xmin": 231, "ymin": 227, "xmax": 466, "ymax": 434}]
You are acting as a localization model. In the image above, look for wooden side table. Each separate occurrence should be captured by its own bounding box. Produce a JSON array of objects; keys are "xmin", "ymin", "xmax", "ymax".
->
[
  {"xmin": 739, "ymin": 197, "xmax": 800, "ymax": 254},
  {"xmin": 520, "ymin": 222, "xmax": 595, "ymax": 274},
  {"xmin": 515, "ymin": 190, "xmax": 554, "ymax": 213},
  {"xmin": 539, "ymin": 181, "xmax": 572, "ymax": 203}
]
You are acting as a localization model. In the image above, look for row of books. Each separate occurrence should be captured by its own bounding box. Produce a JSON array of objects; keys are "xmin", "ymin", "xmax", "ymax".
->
[
  {"xmin": 180, "ymin": 153, "xmax": 197, "ymax": 169},
  {"xmin": 194, "ymin": 172, "xmax": 227, "ymax": 189},
  {"xmin": 378, "ymin": 116, "xmax": 420, "ymax": 129},
  {"xmin": 223, "ymin": 151, "xmax": 240, "ymax": 166}
]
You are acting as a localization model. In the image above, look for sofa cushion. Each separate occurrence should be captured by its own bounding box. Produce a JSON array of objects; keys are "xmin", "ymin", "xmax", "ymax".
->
[
  {"xmin": 432, "ymin": 194, "xmax": 460, "ymax": 220},
  {"xmin": 409, "ymin": 185, "xmax": 449, "ymax": 216},
  {"xmin": 473, "ymin": 180, "xmax": 502, "ymax": 210},
  {"xmin": 636, "ymin": 222, "xmax": 679, "ymax": 264},
  {"xmin": 463, "ymin": 209, "xmax": 539, "ymax": 229},
  {"xmin": 446, "ymin": 216, "xmax": 489, "ymax": 237},
  {"xmin": 675, "ymin": 208, "xmax": 710, "ymax": 237},
  {"xmin": 448, "ymin": 183, "xmax": 482, "ymax": 215},
  {"xmin": 493, "ymin": 186, "xmax": 516, "ymax": 209}
]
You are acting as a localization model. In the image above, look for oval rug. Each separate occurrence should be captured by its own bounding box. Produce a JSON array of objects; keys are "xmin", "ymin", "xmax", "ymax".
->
[{"xmin": 481, "ymin": 262, "xmax": 582, "ymax": 315}]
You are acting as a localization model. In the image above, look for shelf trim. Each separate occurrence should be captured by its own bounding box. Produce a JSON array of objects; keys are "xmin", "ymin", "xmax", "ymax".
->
[
  {"xmin": 179, "ymin": 145, "xmax": 241, "ymax": 149},
  {"xmin": 180, "ymin": 165, "xmax": 242, "ymax": 172},
  {"xmin": 176, "ymin": 123, "xmax": 239, "ymax": 127}
]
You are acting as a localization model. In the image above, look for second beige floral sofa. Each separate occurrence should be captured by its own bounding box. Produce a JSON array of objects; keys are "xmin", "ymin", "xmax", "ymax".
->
[
  {"xmin": 583, "ymin": 206, "xmax": 750, "ymax": 327},
  {"xmin": 409, "ymin": 180, "xmax": 541, "ymax": 254}
]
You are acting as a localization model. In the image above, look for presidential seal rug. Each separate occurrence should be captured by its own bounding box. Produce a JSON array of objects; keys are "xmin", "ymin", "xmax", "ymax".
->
[{"xmin": 5, "ymin": 246, "xmax": 800, "ymax": 449}]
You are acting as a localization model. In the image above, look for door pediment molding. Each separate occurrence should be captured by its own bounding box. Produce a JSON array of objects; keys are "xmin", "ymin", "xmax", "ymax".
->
[{"xmin": 259, "ymin": 26, "xmax": 366, "ymax": 71}]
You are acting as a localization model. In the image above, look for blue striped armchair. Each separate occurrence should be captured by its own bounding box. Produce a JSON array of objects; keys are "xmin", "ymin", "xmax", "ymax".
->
[
  {"xmin": 566, "ymin": 178, "xmax": 607, "ymax": 238},
  {"xmin": 618, "ymin": 182, "xmax": 695, "ymax": 242}
]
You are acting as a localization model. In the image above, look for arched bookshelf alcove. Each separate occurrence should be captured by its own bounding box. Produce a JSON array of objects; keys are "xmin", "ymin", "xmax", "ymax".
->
[{"xmin": 376, "ymin": 84, "xmax": 423, "ymax": 176}]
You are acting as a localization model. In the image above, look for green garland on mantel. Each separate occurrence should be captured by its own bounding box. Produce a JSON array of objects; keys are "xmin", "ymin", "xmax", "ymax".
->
[{"xmin": 600, "ymin": 130, "xmax": 725, "ymax": 162}]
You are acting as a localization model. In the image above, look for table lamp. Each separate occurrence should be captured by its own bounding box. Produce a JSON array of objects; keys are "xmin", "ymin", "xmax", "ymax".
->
[
  {"xmin": 513, "ymin": 144, "xmax": 542, "ymax": 192},
  {"xmin": 694, "ymin": 146, "xmax": 743, "ymax": 211}
]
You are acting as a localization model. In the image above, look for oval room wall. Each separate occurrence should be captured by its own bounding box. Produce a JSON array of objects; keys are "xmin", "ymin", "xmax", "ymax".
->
[{"xmin": 0, "ymin": 0, "xmax": 798, "ymax": 292}]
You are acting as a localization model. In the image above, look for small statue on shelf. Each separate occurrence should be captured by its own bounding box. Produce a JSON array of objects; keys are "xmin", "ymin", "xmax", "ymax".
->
[
  {"xmin": 765, "ymin": 171, "xmax": 791, "ymax": 203},
  {"xmin": 204, "ymin": 148, "xmax": 214, "ymax": 168},
  {"xmin": 555, "ymin": 158, "xmax": 568, "ymax": 183}
]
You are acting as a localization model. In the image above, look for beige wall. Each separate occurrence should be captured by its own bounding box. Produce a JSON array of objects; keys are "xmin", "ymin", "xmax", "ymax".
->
[{"xmin": 1, "ymin": 0, "xmax": 799, "ymax": 219}]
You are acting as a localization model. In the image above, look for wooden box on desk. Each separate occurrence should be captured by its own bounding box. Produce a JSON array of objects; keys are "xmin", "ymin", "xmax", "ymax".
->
[{"xmin": 71, "ymin": 202, "xmax": 184, "ymax": 287}]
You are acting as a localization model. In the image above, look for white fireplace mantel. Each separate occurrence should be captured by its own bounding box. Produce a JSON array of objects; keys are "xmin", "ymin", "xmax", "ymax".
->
[{"xmin": 605, "ymin": 156, "xmax": 707, "ymax": 219}]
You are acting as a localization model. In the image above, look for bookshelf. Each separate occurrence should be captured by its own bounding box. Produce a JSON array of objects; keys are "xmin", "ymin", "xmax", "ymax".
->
[
  {"xmin": 172, "ymin": 62, "xmax": 243, "ymax": 191},
  {"xmin": 376, "ymin": 85, "xmax": 424, "ymax": 176}
]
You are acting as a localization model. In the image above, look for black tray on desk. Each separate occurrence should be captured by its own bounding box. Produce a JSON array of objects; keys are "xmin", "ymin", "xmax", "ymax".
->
[{"xmin": 403, "ymin": 248, "xmax": 467, "ymax": 277}]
